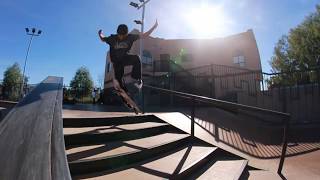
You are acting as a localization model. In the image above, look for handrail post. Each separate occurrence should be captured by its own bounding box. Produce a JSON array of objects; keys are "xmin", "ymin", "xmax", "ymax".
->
[
  {"xmin": 277, "ymin": 115, "xmax": 290, "ymax": 174},
  {"xmin": 142, "ymin": 86, "xmax": 145, "ymax": 113},
  {"xmin": 191, "ymin": 97, "xmax": 195, "ymax": 137}
]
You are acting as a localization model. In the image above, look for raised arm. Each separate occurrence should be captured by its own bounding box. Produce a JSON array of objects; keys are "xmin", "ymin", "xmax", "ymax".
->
[
  {"xmin": 98, "ymin": 29, "xmax": 106, "ymax": 42},
  {"xmin": 140, "ymin": 20, "xmax": 158, "ymax": 39}
]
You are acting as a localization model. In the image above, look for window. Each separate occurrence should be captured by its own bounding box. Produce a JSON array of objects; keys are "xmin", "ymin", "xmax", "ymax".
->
[
  {"xmin": 142, "ymin": 50, "xmax": 153, "ymax": 65},
  {"xmin": 142, "ymin": 56, "xmax": 153, "ymax": 65},
  {"xmin": 233, "ymin": 55, "xmax": 245, "ymax": 67}
]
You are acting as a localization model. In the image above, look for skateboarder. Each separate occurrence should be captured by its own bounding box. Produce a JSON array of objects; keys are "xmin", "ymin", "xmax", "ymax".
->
[{"xmin": 98, "ymin": 20, "xmax": 158, "ymax": 91}]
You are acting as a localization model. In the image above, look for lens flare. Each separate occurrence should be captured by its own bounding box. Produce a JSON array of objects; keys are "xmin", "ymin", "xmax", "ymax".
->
[{"xmin": 185, "ymin": 4, "xmax": 232, "ymax": 38}]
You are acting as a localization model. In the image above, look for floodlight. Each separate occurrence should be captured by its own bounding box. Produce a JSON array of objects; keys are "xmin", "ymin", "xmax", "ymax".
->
[
  {"xmin": 134, "ymin": 20, "xmax": 142, "ymax": 24},
  {"xmin": 130, "ymin": 2, "xmax": 139, "ymax": 8}
]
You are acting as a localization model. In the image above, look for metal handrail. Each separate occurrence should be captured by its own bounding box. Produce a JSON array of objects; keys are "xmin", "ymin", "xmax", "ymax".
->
[
  {"xmin": 169, "ymin": 62, "xmax": 255, "ymax": 74},
  {"xmin": 263, "ymin": 66, "xmax": 320, "ymax": 76},
  {"xmin": 144, "ymin": 85, "xmax": 289, "ymax": 117},
  {"xmin": 143, "ymin": 84, "xmax": 290, "ymax": 175}
]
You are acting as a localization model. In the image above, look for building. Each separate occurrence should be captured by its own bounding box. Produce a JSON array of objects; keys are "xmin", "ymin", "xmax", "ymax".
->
[{"xmin": 103, "ymin": 29, "xmax": 262, "ymax": 103}]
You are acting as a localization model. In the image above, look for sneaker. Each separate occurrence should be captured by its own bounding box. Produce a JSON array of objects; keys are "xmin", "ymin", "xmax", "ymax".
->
[{"xmin": 134, "ymin": 79, "xmax": 143, "ymax": 89}]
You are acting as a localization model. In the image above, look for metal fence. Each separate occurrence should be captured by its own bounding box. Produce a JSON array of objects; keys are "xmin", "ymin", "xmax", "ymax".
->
[
  {"xmin": 101, "ymin": 58, "xmax": 320, "ymax": 123},
  {"xmin": 145, "ymin": 62, "xmax": 320, "ymax": 124}
]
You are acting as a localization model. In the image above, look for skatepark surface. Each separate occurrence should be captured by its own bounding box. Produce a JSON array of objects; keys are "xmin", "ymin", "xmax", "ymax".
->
[{"xmin": 63, "ymin": 105, "xmax": 320, "ymax": 180}]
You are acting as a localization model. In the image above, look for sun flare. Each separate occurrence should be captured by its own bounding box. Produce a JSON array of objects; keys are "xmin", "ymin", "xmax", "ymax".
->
[{"xmin": 185, "ymin": 4, "xmax": 231, "ymax": 38}]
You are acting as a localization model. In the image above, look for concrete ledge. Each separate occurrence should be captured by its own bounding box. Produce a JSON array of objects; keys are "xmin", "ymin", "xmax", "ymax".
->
[{"xmin": 0, "ymin": 76, "xmax": 71, "ymax": 180}]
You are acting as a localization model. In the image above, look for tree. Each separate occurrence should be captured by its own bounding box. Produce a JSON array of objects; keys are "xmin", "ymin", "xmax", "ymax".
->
[
  {"xmin": 269, "ymin": 4, "xmax": 320, "ymax": 86},
  {"xmin": 2, "ymin": 63, "xmax": 23, "ymax": 100},
  {"xmin": 70, "ymin": 67, "xmax": 93, "ymax": 98}
]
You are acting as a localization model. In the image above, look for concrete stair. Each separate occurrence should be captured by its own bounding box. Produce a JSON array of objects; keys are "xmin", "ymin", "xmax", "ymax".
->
[
  {"xmin": 64, "ymin": 122, "xmax": 176, "ymax": 147},
  {"xmin": 190, "ymin": 159, "xmax": 248, "ymax": 180},
  {"xmin": 63, "ymin": 115, "xmax": 252, "ymax": 179},
  {"xmin": 244, "ymin": 170, "xmax": 282, "ymax": 180}
]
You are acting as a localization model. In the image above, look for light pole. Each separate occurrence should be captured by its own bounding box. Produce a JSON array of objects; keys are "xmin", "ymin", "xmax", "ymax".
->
[
  {"xmin": 20, "ymin": 27, "xmax": 42, "ymax": 98},
  {"xmin": 130, "ymin": 0, "xmax": 152, "ymax": 58},
  {"xmin": 130, "ymin": 0, "xmax": 152, "ymax": 112}
]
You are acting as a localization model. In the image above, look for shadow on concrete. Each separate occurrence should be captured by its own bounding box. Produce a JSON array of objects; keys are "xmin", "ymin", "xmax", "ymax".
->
[
  {"xmin": 180, "ymin": 107, "xmax": 320, "ymax": 159},
  {"xmin": 67, "ymin": 141, "xmax": 148, "ymax": 162},
  {"xmin": 66, "ymin": 125, "xmax": 127, "ymax": 135},
  {"xmin": 279, "ymin": 173, "xmax": 288, "ymax": 180},
  {"xmin": 73, "ymin": 144, "xmax": 196, "ymax": 179},
  {"xmin": 63, "ymin": 104, "xmax": 320, "ymax": 159}
]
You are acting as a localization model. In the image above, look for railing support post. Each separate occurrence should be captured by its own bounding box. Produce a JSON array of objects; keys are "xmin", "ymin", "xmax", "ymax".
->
[
  {"xmin": 191, "ymin": 97, "xmax": 195, "ymax": 137},
  {"xmin": 282, "ymin": 86, "xmax": 287, "ymax": 113},
  {"xmin": 277, "ymin": 115, "xmax": 290, "ymax": 174},
  {"xmin": 142, "ymin": 86, "xmax": 145, "ymax": 113}
]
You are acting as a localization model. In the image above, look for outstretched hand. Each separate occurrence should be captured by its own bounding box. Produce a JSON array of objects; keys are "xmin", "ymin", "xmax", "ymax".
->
[
  {"xmin": 98, "ymin": 29, "xmax": 105, "ymax": 41},
  {"xmin": 141, "ymin": 19, "xmax": 158, "ymax": 39},
  {"xmin": 154, "ymin": 19, "xmax": 158, "ymax": 28}
]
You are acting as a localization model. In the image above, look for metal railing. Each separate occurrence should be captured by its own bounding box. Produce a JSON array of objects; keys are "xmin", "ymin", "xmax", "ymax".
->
[
  {"xmin": 152, "ymin": 60, "xmax": 254, "ymax": 80},
  {"xmin": 145, "ymin": 64, "xmax": 320, "ymax": 123},
  {"xmin": 143, "ymin": 84, "xmax": 290, "ymax": 174},
  {"xmin": 103, "ymin": 61, "xmax": 319, "ymax": 122}
]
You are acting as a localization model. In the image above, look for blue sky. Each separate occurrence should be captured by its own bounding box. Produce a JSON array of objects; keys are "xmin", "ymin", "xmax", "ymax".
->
[{"xmin": 0, "ymin": 0, "xmax": 319, "ymax": 85}]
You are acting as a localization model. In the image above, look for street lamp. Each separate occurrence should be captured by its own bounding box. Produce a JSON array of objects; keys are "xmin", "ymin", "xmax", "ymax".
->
[
  {"xmin": 20, "ymin": 27, "xmax": 42, "ymax": 98},
  {"xmin": 129, "ymin": 0, "xmax": 152, "ymax": 58},
  {"xmin": 129, "ymin": 2, "xmax": 139, "ymax": 8},
  {"xmin": 130, "ymin": 0, "xmax": 152, "ymax": 111},
  {"xmin": 134, "ymin": 20, "xmax": 143, "ymax": 25}
]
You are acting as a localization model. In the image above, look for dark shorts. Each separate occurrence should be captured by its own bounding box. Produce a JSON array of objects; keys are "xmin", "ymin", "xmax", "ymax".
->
[{"xmin": 112, "ymin": 54, "xmax": 141, "ymax": 89}]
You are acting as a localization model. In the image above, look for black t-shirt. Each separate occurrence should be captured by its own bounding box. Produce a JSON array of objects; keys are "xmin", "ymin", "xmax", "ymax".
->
[{"xmin": 103, "ymin": 34, "xmax": 140, "ymax": 62}]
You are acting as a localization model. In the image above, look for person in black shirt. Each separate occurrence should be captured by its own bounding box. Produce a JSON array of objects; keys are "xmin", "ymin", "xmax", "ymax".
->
[{"xmin": 98, "ymin": 20, "xmax": 158, "ymax": 91}]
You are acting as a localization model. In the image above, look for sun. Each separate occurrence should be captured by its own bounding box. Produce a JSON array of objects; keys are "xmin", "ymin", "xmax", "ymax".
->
[{"xmin": 185, "ymin": 4, "xmax": 231, "ymax": 38}]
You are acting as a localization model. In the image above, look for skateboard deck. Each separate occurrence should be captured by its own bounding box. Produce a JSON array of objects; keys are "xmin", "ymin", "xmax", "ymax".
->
[{"xmin": 113, "ymin": 79, "xmax": 142, "ymax": 114}]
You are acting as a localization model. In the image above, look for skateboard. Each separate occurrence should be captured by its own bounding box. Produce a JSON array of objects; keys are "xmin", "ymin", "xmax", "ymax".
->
[{"xmin": 113, "ymin": 78, "xmax": 142, "ymax": 114}]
